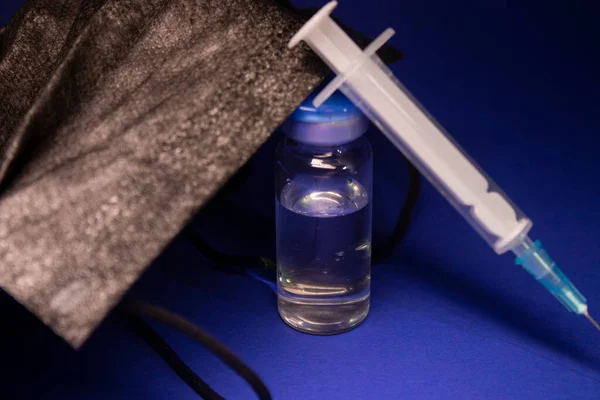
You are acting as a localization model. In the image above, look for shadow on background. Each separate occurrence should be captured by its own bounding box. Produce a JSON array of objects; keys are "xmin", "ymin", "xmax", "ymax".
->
[{"xmin": 387, "ymin": 249, "xmax": 600, "ymax": 378}]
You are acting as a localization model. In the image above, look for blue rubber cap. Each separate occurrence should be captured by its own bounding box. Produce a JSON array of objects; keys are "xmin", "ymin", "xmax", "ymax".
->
[
  {"xmin": 288, "ymin": 90, "xmax": 364, "ymax": 123},
  {"xmin": 282, "ymin": 88, "xmax": 368, "ymax": 146}
]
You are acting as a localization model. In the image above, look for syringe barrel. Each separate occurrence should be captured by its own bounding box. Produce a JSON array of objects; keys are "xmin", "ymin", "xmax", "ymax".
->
[
  {"xmin": 340, "ymin": 57, "xmax": 532, "ymax": 253},
  {"xmin": 290, "ymin": 2, "xmax": 532, "ymax": 253}
]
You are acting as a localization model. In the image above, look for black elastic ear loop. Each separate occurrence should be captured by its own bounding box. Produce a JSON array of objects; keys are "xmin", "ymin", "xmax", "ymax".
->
[
  {"xmin": 118, "ymin": 299, "xmax": 272, "ymax": 400},
  {"xmin": 372, "ymin": 154, "xmax": 421, "ymax": 265},
  {"xmin": 117, "ymin": 307, "xmax": 225, "ymax": 400},
  {"xmin": 183, "ymin": 228, "xmax": 274, "ymax": 272}
]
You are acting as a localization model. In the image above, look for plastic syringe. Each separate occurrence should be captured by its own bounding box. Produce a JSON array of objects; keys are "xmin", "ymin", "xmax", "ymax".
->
[{"xmin": 289, "ymin": 1, "xmax": 599, "ymax": 329}]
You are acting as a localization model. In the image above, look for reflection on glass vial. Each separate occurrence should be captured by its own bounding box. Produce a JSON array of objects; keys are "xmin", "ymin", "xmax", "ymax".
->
[{"xmin": 275, "ymin": 89, "xmax": 372, "ymax": 334}]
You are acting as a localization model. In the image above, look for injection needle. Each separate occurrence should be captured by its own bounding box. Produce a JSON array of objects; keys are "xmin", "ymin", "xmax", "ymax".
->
[{"xmin": 583, "ymin": 311, "xmax": 600, "ymax": 331}]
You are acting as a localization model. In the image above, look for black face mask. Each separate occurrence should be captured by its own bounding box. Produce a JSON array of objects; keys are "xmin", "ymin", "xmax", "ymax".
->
[{"xmin": 0, "ymin": 0, "xmax": 403, "ymax": 348}]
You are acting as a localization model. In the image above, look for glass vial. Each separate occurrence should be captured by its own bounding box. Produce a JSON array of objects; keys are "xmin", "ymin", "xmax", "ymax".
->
[{"xmin": 275, "ymin": 91, "xmax": 373, "ymax": 334}]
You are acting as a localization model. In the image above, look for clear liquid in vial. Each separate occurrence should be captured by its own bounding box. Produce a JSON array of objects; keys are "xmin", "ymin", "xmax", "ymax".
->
[{"xmin": 276, "ymin": 177, "xmax": 371, "ymax": 334}]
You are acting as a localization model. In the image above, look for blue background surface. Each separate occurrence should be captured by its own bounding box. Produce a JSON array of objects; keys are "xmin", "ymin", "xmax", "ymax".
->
[{"xmin": 1, "ymin": 1, "xmax": 600, "ymax": 399}]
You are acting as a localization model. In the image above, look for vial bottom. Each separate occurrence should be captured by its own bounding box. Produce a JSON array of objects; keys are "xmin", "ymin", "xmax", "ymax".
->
[{"xmin": 277, "ymin": 287, "xmax": 370, "ymax": 335}]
